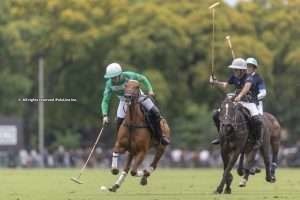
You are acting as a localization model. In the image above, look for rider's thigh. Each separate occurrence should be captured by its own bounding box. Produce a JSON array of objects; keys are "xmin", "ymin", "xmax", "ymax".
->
[
  {"xmin": 240, "ymin": 102, "xmax": 260, "ymax": 116},
  {"xmin": 117, "ymin": 100, "xmax": 127, "ymax": 118}
]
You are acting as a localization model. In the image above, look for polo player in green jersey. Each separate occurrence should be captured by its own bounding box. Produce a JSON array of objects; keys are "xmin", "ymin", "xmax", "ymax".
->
[{"xmin": 101, "ymin": 63, "xmax": 170, "ymax": 145}]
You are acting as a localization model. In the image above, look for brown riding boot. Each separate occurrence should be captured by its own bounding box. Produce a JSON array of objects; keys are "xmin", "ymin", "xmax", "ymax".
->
[{"xmin": 251, "ymin": 115, "xmax": 263, "ymax": 149}]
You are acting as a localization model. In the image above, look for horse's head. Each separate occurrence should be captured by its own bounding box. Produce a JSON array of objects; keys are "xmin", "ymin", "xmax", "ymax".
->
[
  {"xmin": 124, "ymin": 80, "xmax": 140, "ymax": 104},
  {"xmin": 124, "ymin": 80, "xmax": 147, "ymax": 128},
  {"xmin": 219, "ymin": 95, "xmax": 238, "ymax": 136}
]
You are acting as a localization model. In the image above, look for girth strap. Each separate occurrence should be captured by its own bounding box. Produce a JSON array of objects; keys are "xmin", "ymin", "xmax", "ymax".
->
[{"xmin": 123, "ymin": 123, "xmax": 149, "ymax": 129}]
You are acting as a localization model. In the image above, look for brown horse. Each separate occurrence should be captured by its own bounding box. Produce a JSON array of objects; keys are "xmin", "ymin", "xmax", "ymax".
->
[
  {"xmin": 238, "ymin": 112, "xmax": 281, "ymax": 187},
  {"xmin": 108, "ymin": 80, "xmax": 171, "ymax": 192},
  {"xmin": 214, "ymin": 97, "xmax": 276, "ymax": 194}
]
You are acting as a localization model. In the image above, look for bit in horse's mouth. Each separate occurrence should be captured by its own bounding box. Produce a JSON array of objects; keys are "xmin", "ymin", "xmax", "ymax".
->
[{"xmin": 124, "ymin": 94, "xmax": 135, "ymax": 105}]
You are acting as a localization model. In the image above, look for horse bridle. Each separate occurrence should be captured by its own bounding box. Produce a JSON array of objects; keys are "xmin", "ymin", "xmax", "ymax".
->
[
  {"xmin": 221, "ymin": 101, "xmax": 248, "ymax": 134},
  {"xmin": 123, "ymin": 88, "xmax": 149, "ymax": 130},
  {"xmin": 124, "ymin": 89, "xmax": 139, "ymax": 104}
]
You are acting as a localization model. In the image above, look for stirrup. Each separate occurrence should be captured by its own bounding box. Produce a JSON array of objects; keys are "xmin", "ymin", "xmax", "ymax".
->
[{"xmin": 211, "ymin": 138, "xmax": 220, "ymax": 145}]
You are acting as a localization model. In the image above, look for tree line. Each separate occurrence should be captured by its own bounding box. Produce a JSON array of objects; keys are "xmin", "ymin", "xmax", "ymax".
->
[{"xmin": 0, "ymin": 0, "xmax": 299, "ymax": 149}]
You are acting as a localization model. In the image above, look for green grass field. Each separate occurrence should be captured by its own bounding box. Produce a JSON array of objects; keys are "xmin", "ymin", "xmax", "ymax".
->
[{"xmin": 0, "ymin": 168, "xmax": 300, "ymax": 200}]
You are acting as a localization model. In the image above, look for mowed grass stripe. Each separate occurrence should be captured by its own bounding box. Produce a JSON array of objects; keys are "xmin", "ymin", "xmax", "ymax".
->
[{"xmin": 0, "ymin": 169, "xmax": 299, "ymax": 200}]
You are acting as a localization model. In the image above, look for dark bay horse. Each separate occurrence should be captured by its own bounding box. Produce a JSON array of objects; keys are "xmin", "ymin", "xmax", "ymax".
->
[
  {"xmin": 238, "ymin": 112, "xmax": 281, "ymax": 187},
  {"xmin": 108, "ymin": 80, "xmax": 171, "ymax": 192},
  {"xmin": 214, "ymin": 96, "xmax": 275, "ymax": 194}
]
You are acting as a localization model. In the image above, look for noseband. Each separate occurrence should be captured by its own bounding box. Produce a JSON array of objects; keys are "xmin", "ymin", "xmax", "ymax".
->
[{"xmin": 123, "ymin": 82, "xmax": 148, "ymax": 129}]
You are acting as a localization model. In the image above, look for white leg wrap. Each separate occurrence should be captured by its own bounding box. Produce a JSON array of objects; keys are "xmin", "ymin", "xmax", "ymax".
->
[
  {"xmin": 112, "ymin": 152, "xmax": 119, "ymax": 169},
  {"xmin": 115, "ymin": 171, "xmax": 127, "ymax": 186},
  {"xmin": 239, "ymin": 177, "xmax": 247, "ymax": 187},
  {"xmin": 137, "ymin": 170, "xmax": 144, "ymax": 177}
]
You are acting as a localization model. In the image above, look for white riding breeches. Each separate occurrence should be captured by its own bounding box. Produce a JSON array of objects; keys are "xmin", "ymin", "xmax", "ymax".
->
[
  {"xmin": 116, "ymin": 96, "xmax": 155, "ymax": 118},
  {"xmin": 117, "ymin": 100, "xmax": 127, "ymax": 118},
  {"xmin": 239, "ymin": 101, "xmax": 260, "ymax": 117},
  {"xmin": 257, "ymin": 101, "xmax": 263, "ymax": 115}
]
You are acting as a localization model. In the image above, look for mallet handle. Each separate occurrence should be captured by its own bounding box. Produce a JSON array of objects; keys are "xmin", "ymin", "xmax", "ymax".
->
[
  {"xmin": 226, "ymin": 36, "xmax": 236, "ymax": 59},
  {"xmin": 79, "ymin": 127, "xmax": 104, "ymax": 173}
]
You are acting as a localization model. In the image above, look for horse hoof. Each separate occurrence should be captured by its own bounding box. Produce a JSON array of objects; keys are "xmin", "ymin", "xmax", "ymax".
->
[
  {"xmin": 249, "ymin": 169, "xmax": 256, "ymax": 175},
  {"xmin": 271, "ymin": 176, "xmax": 276, "ymax": 183},
  {"xmin": 224, "ymin": 188, "xmax": 231, "ymax": 194},
  {"xmin": 143, "ymin": 169, "xmax": 151, "ymax": 177},
  {"xmin": 140, "ymin": 176, "xmax": 148, "ymax": 186},
  {"xmin": 266, "ymin": 176, "xmax": 273, "ymax": 183},
  {"xmin": 108, "ymin": 184, "xmax": 119, "ymax": 192},
  {"xmin": 237, "ymin": 168, "xmax": 244, "ymax": 176},
  {"xmin": 111, "ymin": 168, "xmax": 119, "ymax": 175},
  {"xmin": 130, "ymin": 171, "xmax": 137, "ymax": 176},
  {"xmin": 255, "ymin": 168, "xmax": 261, "ymax": 173},
  {"xmin": 239, "ymin": 183, "xmax": 246, "ymax": 187},
  {"xmin": 213, "ymin": 188, "xmax": 223, "ymax": 194},
  {"xmin": 213, "ymin": 190, "xmax": 222, "ymax": 194}
]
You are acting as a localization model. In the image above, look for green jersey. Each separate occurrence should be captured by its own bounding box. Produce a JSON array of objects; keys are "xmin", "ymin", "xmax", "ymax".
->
[{"xmin": 101, "ymin": 71, "xmax": 153, "ymax": 116}]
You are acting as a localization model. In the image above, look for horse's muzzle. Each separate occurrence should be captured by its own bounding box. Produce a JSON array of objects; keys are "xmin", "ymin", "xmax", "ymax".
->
[
  {"xmin": 124, "ymin": 93, "xmax": 138, "ymax": 104},
  {"xmin": 221, "ymin": 124, "xmax": 234, "ymax": 136}
]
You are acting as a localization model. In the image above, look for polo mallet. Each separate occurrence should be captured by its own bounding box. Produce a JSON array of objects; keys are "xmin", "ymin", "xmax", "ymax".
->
[
  {"xmin": 209, "ymin": 2, "xmax": 220, "ymax": 79},
  {"xmin": 70, "ymin": 127, "xmax": 105, "ymax": 184},
  {"xmin": 225, "ymin": 35, "xmax": 236, "ymax": 59}
]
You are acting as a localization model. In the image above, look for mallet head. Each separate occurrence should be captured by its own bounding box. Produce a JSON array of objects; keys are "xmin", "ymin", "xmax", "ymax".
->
[
  {"xmin": 70, "ymin": 177, "xmax": 83, "ymax": 184},
  {"xmin": 226, "ymin": 35, "xmax": 233, "ymax": 48},
  {"xmin": 209, "ymin": 2, "xmax": 220, "ymax": 10}
]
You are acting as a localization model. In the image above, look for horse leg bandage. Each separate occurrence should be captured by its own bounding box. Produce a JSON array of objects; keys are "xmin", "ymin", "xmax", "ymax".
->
[
  {"xmin": 137, "ymin": 170, "xmax": 144, "ymax": 177},
  {"xmin": 112, "ymin": 152, "xmax": 119, "ymax": 169},
  {"xmin": 115, "ymin": 171, "xmax": 127, "ymax": 186}
]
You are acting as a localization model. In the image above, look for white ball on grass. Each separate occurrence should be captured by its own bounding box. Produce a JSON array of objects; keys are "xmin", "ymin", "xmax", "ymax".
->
[{"xmin": 100, "ymin": 186, "xmax": 107, "ymax": 191}]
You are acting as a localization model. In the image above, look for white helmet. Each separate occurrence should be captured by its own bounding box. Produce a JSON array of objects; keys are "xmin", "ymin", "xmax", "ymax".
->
[
  {"xmin": 228, "ymin": 58, "xmax": 247, "ymax": 70},
  {"xmin": 104, "ymin": 63, "xmax": 122, "ymax": 78},
  {"xmin": 246, "ymin": 57, "xmax": 258, "ymax": 67}
]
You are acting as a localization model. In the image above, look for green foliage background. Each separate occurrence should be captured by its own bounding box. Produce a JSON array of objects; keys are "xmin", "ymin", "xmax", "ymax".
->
[{"xmin": 0, "ymin": 0, "xmax": 299, "ymax": 148}]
